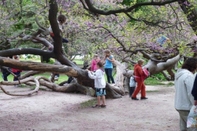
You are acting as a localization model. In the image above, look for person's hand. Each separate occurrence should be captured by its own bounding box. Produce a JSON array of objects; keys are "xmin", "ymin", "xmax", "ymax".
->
[
  {"xmin": 107, "ymin": 57, "xmax": 111, "ymax": 60},
  {"xmin": 194, "ymin": 100, "xmax": 197, "ymax": 106}
]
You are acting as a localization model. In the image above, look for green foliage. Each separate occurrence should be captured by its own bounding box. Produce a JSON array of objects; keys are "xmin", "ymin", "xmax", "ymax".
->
[
  {"xmin": 121, "ymin": 0, "xmax": 149, "ymax": 5},
  {"xmin": 145, "ymin": 73, "xmax": 166, "ymax": 85}
]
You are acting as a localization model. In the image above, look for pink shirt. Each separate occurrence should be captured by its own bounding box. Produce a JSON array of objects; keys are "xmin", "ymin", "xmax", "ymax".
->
[{"xmin": 90, "ymin": 59, "xmax": 99, "ymax": 71}]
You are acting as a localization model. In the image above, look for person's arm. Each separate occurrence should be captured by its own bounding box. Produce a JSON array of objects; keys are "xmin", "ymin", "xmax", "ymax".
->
[
  {"xmin": 184, "ymin": 76, "xmax": 194, "ymax": 104},
  {"xmin": 88, "ymin": 70, "xmax": 102, "ymax": 79},
  {"xmin": 192, "ymin": 75, "xmax": 197, "ymax": 105},
  {"xmin": 107, "ymin": 55, "xmax": 115, "ymax": 63},
  {"xmin": 90, "ymin": 60, "xmax": 95, "ymax": 71}
]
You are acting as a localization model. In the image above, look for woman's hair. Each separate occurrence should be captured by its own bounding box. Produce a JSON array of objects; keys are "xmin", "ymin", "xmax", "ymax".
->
[
  {"xmin": 104, "ymin": 49, "xmax": 111, "ymax": 54},
  {"xmin": 58, "ymin": 14, "xmax": 66, "ymax": 24},
  {"xmin": 97, "ymin": 61, "xmax": 104, "ymax": 68},
  {"xmin": 182, "ymin": 58, "xmax": 197, "ymax": 72},
  {"xmin": 138, "ymin": 59, "xmax": 144, "ymax": 64}
]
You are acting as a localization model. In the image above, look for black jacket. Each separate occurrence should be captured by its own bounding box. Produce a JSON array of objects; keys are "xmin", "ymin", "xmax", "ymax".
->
[{"xmin": 192, "ymin": 75, "xmax": 197, "ymax": 100}]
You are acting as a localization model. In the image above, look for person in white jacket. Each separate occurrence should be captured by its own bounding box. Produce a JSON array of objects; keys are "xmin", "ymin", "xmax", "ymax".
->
[
  {"xmin": 88, "ymin": 61, "xmax": 106, "ymax": 108},
  {"xmin": 174, "ymin": 58, "xmax": 197, "ymax": 131}
]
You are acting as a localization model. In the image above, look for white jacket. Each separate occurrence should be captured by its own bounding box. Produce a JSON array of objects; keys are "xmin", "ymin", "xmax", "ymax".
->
[
  {"xmin": 174, "ymin": 69, "xmax": 194, "ymax": 110},
  {"xmin": 88, "ymin": 69, "xmax": 106, "ymax": 88}
]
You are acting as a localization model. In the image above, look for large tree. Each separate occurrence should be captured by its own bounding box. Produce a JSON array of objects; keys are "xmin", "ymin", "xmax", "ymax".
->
[{"xmin": 0, "ymin": 0, "xmax": 197, "ymax": 98}]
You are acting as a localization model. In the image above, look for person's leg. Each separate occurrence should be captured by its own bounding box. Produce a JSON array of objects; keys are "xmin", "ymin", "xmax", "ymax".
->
[
  {"xmin": 2, "ymin": 70, "xmax": 9, "ymax": 81},
  {"xmin": 128, "ymin": 86, "xmax": 132, "ymax": 97},
  {"xmin": 108, "ymin": 68, "xmax": 115, "ymax": 83},
  {"xmin": 130, "ymin": 87, "xmax": 135, "ymax": 97},
  {"xmin": 132, "ymin": 80, "xmax": 143, "ymax": 100},
  {"xmin": 101, "ymin": 88, "xmax": 106, "ymax": 106},
  {"xmin": 177, "ymin": 110, "xmax": 189, "ymax": 131},
  {"xmin": 101, "ymin": 95, "xmax": 106, "ymax": 106},
  {"xmin": 105, "ymin": 68, "xmax": 111, "ymax": 83},
  {"xmin": 97, "ymin": 96, "xmax": 101, "ymax": 105},
  {"xmin": 141, "ymin": 82, "xmax": 147, "ymax": 99},
  {"xmin": 13, "ymin": 72, "xmax": 21, "ymax": 81},
  {"xmin": 2, "ymin": 72, "xmax": 7, "ymax": 81},
  {"xmin": 93, "ymin": 88, "xmax": 102, "ymax": 108}
]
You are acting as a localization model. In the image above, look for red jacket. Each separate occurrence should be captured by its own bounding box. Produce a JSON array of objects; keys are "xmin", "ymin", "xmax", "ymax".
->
[
  {"xmin": 11, "ymin": 68, "xmax": 22, "ymax": 73},
  {"xmin": 134, "ymin": 64, "xmax": 144, "ymax": 81}
]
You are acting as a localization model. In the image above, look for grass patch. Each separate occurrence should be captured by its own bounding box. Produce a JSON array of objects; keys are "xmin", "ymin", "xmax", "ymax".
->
[
  {"xmin": 145, "ymin": 77, "xmax": 166, "ymax": 85},
  {"xmin": 80, "ymin": 99, "xmax": 96, "ymax": 108}
]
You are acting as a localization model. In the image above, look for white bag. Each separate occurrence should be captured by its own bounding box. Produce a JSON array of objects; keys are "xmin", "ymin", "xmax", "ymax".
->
[{"xmin": 187, "ymin": 105, "xmax": 197, "ymax": 128}]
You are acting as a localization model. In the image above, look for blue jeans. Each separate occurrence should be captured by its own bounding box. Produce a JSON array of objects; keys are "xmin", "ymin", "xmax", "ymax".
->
[{"xmin": 105, "ymin": 68, "xmax": 115, "ymax": 83}]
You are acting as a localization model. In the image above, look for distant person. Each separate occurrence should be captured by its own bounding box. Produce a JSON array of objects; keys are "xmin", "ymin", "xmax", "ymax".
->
[
  {"xmin": 1, "ymin": 66, "xmax": 11, "ymax": 81},
  {"xmin": 131, "ymin": 59, "xmax": 148, "ymax": 100},
  {"xmin": 156, "ymin": 35, "xmax": 170, "ymax": 46},
  {"xmin": 90, "ymin": 54, "xmax": 100, "ymax": 72},
  {"xmin": 1, "ymin": 56, "xmax": 12, "ymax": 81},
  {"xmin": 48, "ymin": 14, "xmax": 68, "ymax": 43},
  {"xmin": 11, "ymin": 55, "xmax": 22, "ymax": 81},
  {"xmin": 174, "ymin": 58, "xmax": 197, "ymax": 131},
  {"xmin": 129, "ymin": 76, "xmax": 136, "ymax": 98},
  {"xmin": 87, "ymin": 61, "xmax": 106, "ymax": 108},
  {"xmin": 104, "ymin": 49, "xmax": 115, "ymax": 84}
]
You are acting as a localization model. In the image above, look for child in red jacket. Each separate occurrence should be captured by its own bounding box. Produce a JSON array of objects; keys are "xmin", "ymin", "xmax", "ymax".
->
[{"xmin": 11, "ymin": 55, "xmax": 22, "ymax": 81}]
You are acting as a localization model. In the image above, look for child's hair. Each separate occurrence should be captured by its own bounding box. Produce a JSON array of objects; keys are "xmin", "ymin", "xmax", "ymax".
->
[
  {"xmin": 94, "ymin": 54, "xmax": 98, "ymax": 58},
  {"xmin": 13, "ymin": 55, "xmax": 19, "ymax": 59},
  {"xmin": 58, "ymin": 14, "xmax": 66, "ymax": 24},
  {"xmin": 97, "ymin": 61, "xmax": 104, "ymax": 68}
]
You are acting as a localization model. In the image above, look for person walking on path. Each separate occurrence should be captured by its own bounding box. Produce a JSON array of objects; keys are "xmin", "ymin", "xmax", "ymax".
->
[
  {"xmin": 129, "ymin": 76, "xmax": 136, "ymax": 98},
  {"xmin": 174, "ymin": 58, "xmax": 197, "ymax": 131},
  {"xmin": 87, "ymin": 61, "xmax": 106, "ymax": 108},
  {"xmin": 48, "ymin": 14, "xmax": 68, "ymax": 44},
  {"xmin": 104, "ymin": 49, "xmax": 115, "ymax": 84},
  {"xmin": 131, "ymin": 59, "xmax": 148, "ymax": 100}
]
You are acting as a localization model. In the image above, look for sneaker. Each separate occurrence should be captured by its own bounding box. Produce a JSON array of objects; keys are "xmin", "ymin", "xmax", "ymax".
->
[
  {"xmin": 141, "ymin": 97, "xmax": 148, "ymax": 100},
  {"xmin": 92, "ymin": 104, "xmax": 101, "ymax": 108},
  {"xmin": 101, "ymin": 105, "xmax": 106, "ymax": 108},
  {"xmin": 131, "ymin": 97, "xmax": 139, "ymax": 100},
  {"xmin": 111, "ymin": 83, "xmax": 116, "ymax": 86}
]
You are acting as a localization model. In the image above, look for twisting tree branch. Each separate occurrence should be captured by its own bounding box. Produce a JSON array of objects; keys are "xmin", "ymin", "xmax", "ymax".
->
[{"xmin": 83, "ymin": 0, "xmax": 179, "ymax": 15}]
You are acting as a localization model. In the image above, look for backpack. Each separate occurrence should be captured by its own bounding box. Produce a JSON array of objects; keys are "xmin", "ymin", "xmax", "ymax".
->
[{"xmin": 142, "ymin": 68, "xmax": 150, "ymax": 80}]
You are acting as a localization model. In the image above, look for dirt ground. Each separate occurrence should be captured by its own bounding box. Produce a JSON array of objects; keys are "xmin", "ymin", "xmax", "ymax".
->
[{"xmin": 0, "ymin": 85, "xmax": 179, "ymax": 131}]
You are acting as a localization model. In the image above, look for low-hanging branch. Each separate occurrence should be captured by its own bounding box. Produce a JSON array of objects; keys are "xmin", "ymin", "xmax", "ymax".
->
[{"xmin": 0, "ymin": 57, "xmax": 79, "ymax": 77}]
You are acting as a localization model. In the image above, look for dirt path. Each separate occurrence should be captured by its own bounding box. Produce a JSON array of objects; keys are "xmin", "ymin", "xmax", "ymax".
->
[{"xmin": 0, "ymin": 85, "xmax": 179, "ymax": 131}]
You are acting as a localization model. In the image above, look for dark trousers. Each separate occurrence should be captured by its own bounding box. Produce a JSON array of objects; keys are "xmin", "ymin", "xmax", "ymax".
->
[
  {"xmin": 105, "ymin": 68, "xmax": 115, "ymax": 83},
  {"xmin": 2, "ymin": 69, "xmax": 10, "ymax": 81},
  {"xmin": 129, "ymin": 87, "xmax": 135, "ymax": 97},
  {"xmin": 13, "ymin": 72, "xmax": 21, "ymax": 81}
]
